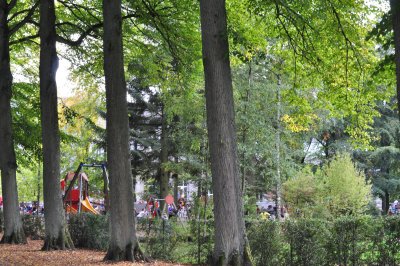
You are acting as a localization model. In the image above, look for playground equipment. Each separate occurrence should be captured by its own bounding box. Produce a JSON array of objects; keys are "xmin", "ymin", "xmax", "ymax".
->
[{"xmin": 61, "ymin": 162, "xmax": 109, "ymax": 215}]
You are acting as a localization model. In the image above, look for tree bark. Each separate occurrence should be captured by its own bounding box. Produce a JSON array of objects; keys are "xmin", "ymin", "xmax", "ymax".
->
[
  {"xmin": 40, "ymin": 0, "xmax": 72, "ymax": 250},
  {"xmin": 384, "ymin": 191, "xmax": 390, "ymax": 215},
  {"xmin": 102, "ymin": 0, "xmax": 144, "ymax": 261},
  {"xmin": 173, "ymin": 173, "xmax": 178, "ymax": 205},
  {"xmin": 275, "ymin": 75, "xmax": 282, "ymax": 220},
  {"xmin": 199, "ymin": 0, "xmax": 252, "ymax": 264},
  {"xmin": 0, "ymin": 0, "xmax": 26, "ymax": 244},
  {"xmin": 390, "ymin": 0, "xmax": 400, "ymax": 119},
  {"xmin": 159, "ymin": 105, "xmax": 169, "ymax": 210}
]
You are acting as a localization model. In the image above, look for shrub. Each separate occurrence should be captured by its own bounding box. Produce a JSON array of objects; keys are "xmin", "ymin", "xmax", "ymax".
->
[
  {"xmin": 326, "ymin": 215, "xmax": 372, "ymax": 265},
  {"xmin": 370, "ymin": 216, "xmax": 400, "ymax": 265},
  {"xmin": 283, "ymin": 154, "xmax": 371, "ymax": 219},
  {"xmin": 22, "ymin": 214, "xmax": 44, "ymax": 240},
  {"xmin": 283, "ymin": 219, "xmax": 330, "ymax": 266},
  {"xmin": 248, "ymin": 221, "xmax": 286, "ymax": 266},
  {"xmin": 142, "ymin": 218, "xmax": 180, "ymax": 261},
  {"xmin": 68, "ymin": 213, "xmax": 109, "ymax": 250}
]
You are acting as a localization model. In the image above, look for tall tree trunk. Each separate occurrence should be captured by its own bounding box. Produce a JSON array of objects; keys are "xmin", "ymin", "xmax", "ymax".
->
[
  {"xmin": 40, "ymin": 0, "xmax": 72, "ymax": 250},
  {"xmin": 159, "ymin": 105, "xmax": 169, "ymax": 210},
  {"xmin": 240, "ymin": 62, "xmax": 252, "ymax": 194},
  {"xmin": 102, "ymin": 165, "xmax": 109, "ymax": 214},
  {"xmin": 173, "ymin": 173, "xmax": 178, "ymax": 205},
  {"xmin": 390, "ymin": 0, "xmax": 400, "ymax": 119},
  {"xmin": 275, "ymin": 75, "xmax": 282, "ymax": 220},
  {"xmin": 103, "ymin": 0, "xmax": 143, "ymax": 261},
  {"xmin": 0, "ymin": 0, "xmax": 26, "ymax": 244},
  {"xmin": 383, "ymin": 191, "xmax": 390, "ymax": 215},
  {"xmin": 199, "ymin": 0, "xmax": 252, "ymax": 264}
]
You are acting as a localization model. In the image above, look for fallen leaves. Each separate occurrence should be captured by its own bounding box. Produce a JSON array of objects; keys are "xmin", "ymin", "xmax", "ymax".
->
[{"xmin": 0, "ymin": 236, "xmax": 188, "ymax": 266}]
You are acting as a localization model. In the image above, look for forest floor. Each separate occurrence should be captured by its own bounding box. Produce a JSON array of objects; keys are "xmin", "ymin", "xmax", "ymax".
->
[{"xmin": 0, "ymin": 236, "xmax": 189, "ymax": 266}]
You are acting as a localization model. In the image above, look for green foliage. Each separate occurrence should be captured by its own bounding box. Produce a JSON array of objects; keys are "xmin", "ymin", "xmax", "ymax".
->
[
  {"xmin": 17, "ymin": 166, "xmax": 42, "ymax": 203},
  {"xmin": 283, "ymin": 167, "xmax": 320, "ymax": 218},
  {"xmin": 141, "ymin": 218, "xmax": 185, "ymax": 261},
  {"xmin": 284, "ymin": 154, "xmax": 371, "ymax": 218},
  {"xmin": 68, "ymin": 213, "xmax": 109, "ymax": 250},
  {"xmin": 327, "ymin": 215, "xmax": 372, "ymax": 265},
  {"xmin": 248, "ymin": 221, "xmax": 285, "ymax": 266},
  {"xmin": 22, "ymin": 215, "xmax": 44, "ymax": 240},
  {"xmin": 284, "ymin": 219, "xmax": 330, "ymax": 266},
  {"xmin": 248, "ymin": 215, "xmax": 400, "ymax": 266},
  {"xmin": 188, "ymin": 197, "xmax": 214, "ymax": 263},
  {"xmin": 372, "ymin": 216, "xmax": 400, "ymax": 265},
  {"xmin": 319, "ymin": 154, "xmax": 371, "ymax": 216}
]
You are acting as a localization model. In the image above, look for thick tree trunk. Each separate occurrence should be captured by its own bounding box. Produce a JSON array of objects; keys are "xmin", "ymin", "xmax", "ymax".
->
[
  {"xmin": 103, "ymin": 0, "xmax": 144, "ymax": 261},
  {"xmin": 390, "ymin": 0, "xmax": 400, "ymax": 119},
  {"xmin": 0, "ymin": 1, "xmax": 26, "ymax": 244},
  {"xmin": 199, "ymin": 0, "xmax": 252, "ymax": 265},
  {"xmin": 159, "ymin": 105, "xmax": 169, "ymax": 210},
  {"xmin": 39, "ymin": 0, "xmax": 72, "ymax": 250}
]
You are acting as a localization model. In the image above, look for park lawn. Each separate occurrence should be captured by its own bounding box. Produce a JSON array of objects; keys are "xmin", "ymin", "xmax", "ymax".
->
[{"xmin": 0, "ymin": 234, "xmax": 189, "ymax": 266}]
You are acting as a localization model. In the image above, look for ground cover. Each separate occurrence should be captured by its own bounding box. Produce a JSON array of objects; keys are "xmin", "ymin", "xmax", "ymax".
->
[{"xmin": 0, "ymin": 235, "xmax": 188, "ymax": 266}]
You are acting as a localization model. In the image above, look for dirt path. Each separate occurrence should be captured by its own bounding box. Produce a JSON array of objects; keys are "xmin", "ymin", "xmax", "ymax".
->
[{"xmin": 0, "ymin": 238, "xmax": 187, "ymax": 266}]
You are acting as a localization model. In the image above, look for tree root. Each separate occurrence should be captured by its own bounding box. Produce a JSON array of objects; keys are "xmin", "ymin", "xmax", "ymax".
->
[
  {"xmin": 41, "ymin": 228, "xmax": 74, "ymax": 251},
  {"xmin": 0, "ymin": 227, "xmax": 26, "ymax": 244},
  {"xmin": 212, "ymin": 246, "xmax": 254, "ymax": 266},
  {"xmin": 104, "ymin": 241, "xmax": 148, "ymax": 262}
]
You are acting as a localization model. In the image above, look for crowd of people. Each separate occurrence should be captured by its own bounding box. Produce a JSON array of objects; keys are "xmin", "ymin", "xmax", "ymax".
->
[
  {"xmin": 389, "ymin": 200, "xmax": 400, "ymax": 215},
  {"xmin": 257, "ymin": 204, "xmax": 289, "ymax": 221},
  {"xmin": 136, "ymin": 196, "xmax": 190, "ymax": 220},
  {"xmin": 19, "ymin": 202, "xmax": 44, "ymax": 215}
]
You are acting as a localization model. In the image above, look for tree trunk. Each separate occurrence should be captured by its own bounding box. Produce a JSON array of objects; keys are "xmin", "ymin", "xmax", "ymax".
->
[
  {"xmin": 390, "ymin": 0, "xmax": 400, "ymax": 119},
  {"xmin": 275, "ymin": 75, "xmax": 282, "ymax": 220},
  {"xmin": 199, "ymin": 0, "xmax": 252, "ymax": 264},
  {"xmin": 159, "ymin": 105, "xmax": 169, "ymax": 210},
  {"xmin": 102, "ymin": 0, "xmax": 144, "ymax": 261},
  {"xmin": 102, "ymin": 166, "xmax": 109, "ymax": 214},
  {"xmin": 39, "ymin": 0, "xmax": 72, "ymax": 250},
  {"xmin": 384, "ymin": 191, "xmax": 390, "ymax": 215},
  {"xmin": 173, "ymin": 173, "xmax": 178, "ymax": 205},
  {"xmin": 240, "ymin": 62, "xmax": 252, "ymax": 194},
  {"xmin": 0, "ymin": 0, "xmax": 26, "ymax": 244}
]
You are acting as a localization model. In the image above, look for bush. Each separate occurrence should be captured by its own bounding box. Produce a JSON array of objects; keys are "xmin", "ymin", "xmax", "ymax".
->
[
  {"xmin": 327, "ymin": 215, "xmax": 372, "ymax": 265},
  {"xmin": 283, "ymin": 154, "xmax": 371, "ymax": 219},
  {"xmin": 246, "ymin": 215, "xmax": 400, "ymax": 266},
  {"xmin": 68, "ymin": 213, "xmax": 109, "ymax": 250},
  {"xmin": 22, "ymin": 214, "xmax": 44, "ymax": 240},
  {"xmin": 283, "ymin": 219, "xmax": 330, "ymax": 266},
  {"xmin": 248, "ymin": 221, "xmax": 286, "ymax": 266},
  {"xmin": 142, "ymin": 218, "xmax": 180, "ymax": 261},
  {"xmin": 370, "ymin": 216, "xmax": 400, "ymax": 265}
]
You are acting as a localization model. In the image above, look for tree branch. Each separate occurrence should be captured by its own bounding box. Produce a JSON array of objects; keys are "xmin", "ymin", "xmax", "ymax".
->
[
  {"xmin": 7, "ymin": 0, "xmax": 16, "ymax": 12},
  {"xmin": 7, "ymin": 7, "xmax": 29, "ymax": 22},
  {"xmin": 10, "ymin": 33, "xmax": 39, "ymax": 46},
  {"xmin": 9, "ymin": 0, "xmax": 39, "ymax": 36},
  {"xmin": 56, "ymin": 13, "xmax": 138, "ymax": 47},
  {"xmin": 328, "ymin": 0, "xmax": 362, "ymax": 73}
]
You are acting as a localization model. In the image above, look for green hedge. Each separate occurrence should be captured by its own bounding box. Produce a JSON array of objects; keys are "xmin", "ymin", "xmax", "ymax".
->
[
  {"xmin": 248, "ymin": 215, "xmax": 400, "ymax": 266},
  {"xmin": 22, "ymin": 214, "xmax": 44, "ymax": 240},
  {"xmin": 68, "ymin": 213, "xmax": 109, "ymax": 250}
]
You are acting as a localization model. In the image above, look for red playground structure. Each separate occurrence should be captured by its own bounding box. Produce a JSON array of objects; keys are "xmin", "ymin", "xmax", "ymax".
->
[{"xmin": 61, "ymin": 163, "xmax": 106, "ymax": 215}]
